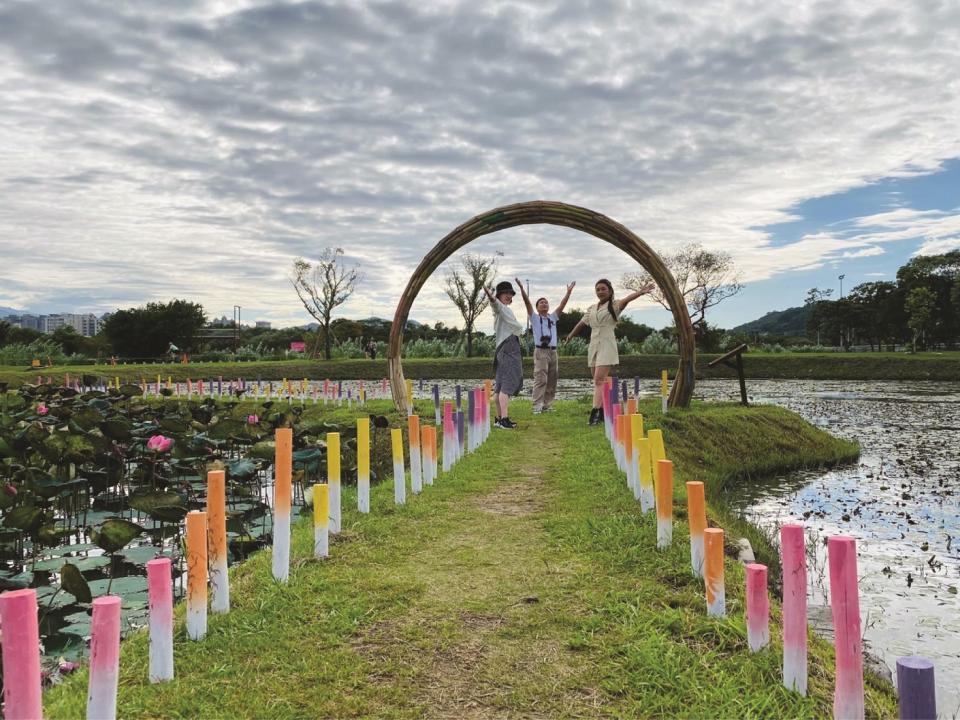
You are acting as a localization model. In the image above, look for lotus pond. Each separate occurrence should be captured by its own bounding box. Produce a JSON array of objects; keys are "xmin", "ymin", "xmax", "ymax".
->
[{"xmin": 0, "ymin": 380, "xmax": 405, "ymax": 690}]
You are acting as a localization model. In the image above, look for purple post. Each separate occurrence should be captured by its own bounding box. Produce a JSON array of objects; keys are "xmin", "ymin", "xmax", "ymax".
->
[
  {"xmin": 621, "ymin": 380, "xmax": 627, "ymax": 405},
  {"xmin": 456, "ymin": 410, "xmax": 465, "ymax": 455},
  {"xmin": 829, "ymin": 536, "xmax": 865, "ymax": 720},
  {"xmin": 633, "ymin": 376, "xmax": 640, "ymax": 398},
  {"xmin": 896, "ymin": 656, "xmax": 936, "ymax": 720},
  {"xmin": 611, "ymin": 376, "xmax": 619, "ymax": 404},
  {"xmin": 455, "ymin": 384, "xmax": 462, "ymax": 410}
]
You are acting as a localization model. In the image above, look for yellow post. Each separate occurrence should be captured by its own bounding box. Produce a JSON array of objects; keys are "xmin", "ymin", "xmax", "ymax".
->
[
  {"xmin": 313, "ymin": 483, "xmax": 329, "ymax": 558},
  {"xmin": 357, "ymin": 417, "xmax": 370, "ymax": 513},
  {"xmin": 327, "ymin": 432, "xmax": 341, "ymax": 533},
  {"xmin": 637, "ymin": 436, "xmax": 654, "ymax": 512},
  {"xmin": 391, "ymin": 428, "xmax": 406, "ymax": 505},
  {"xmin": 405, "ymin": 379, "xmax": 413, "ymax": 413}
]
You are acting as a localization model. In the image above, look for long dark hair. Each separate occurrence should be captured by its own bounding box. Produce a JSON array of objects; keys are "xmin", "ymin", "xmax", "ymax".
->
[{"xmin": 596, "ymin": 279, "xmax": 618, "ymax": 321}]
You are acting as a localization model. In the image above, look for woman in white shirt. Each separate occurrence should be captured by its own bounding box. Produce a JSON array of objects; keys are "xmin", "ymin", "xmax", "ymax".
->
[{"xmin": 482, "ymin": 280, "xmax": 525, "ymax": 429}]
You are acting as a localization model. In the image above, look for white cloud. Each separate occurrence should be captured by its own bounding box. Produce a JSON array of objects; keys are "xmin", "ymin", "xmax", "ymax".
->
[{"xmin": 0, "ymin": 0, "xmax": 958, "ymax": 329}]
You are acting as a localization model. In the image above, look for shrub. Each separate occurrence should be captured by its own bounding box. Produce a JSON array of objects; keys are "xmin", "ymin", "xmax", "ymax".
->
[{"xmin": 639, "ymin": 333, "xmax": 677, "ymax": 354}]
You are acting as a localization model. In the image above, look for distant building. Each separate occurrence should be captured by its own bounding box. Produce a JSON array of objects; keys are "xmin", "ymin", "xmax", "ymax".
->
[
  {"xmin": 5, "ymin": 312, "xmax": 99, "ymax": 336},
  {"xmin": 255, "ymin": 321, "xmax": 271, "ymax": 329}
]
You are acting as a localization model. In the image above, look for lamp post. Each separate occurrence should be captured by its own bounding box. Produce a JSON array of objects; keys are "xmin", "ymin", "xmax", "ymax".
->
[
  {"xmin": 233, "ymin": 305, "xmax": 241, "ymax": 352},
  {"xmin": 837, "ymin": 275, "xmax": 845, "ymax": 350},
  {"xmin": 838, "ymin": 274, "xmax": 845, "ymax": 298}
]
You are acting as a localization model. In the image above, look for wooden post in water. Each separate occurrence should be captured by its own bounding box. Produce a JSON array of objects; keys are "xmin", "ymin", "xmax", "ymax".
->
[
  {"xmin": 0, "ymin": 588, "xmax": 43, "ymax": 720},
  {"xmin": 896, "ymin": 656, "xmax": 936, "ymax": 720},
  {"xmin": 86, "ymin": 596, "xmax": 122, "ymax": 720},
  {"xmin": 781, "ymin": 524, "xmax": 807, "ymax": 695},
  {"xmin": 745, "ymin": 563, "xmax": 770, "ymax": 651},
  {"xmin": 147, "ymin": 558, "xmax": 174, "ymax": 682},
  {"xmin": 829, "ymin": 536, "xmax": 865, "ymax": 720},
  {"xmin": 704, "ymin": 527, "xmax": 725, "ymax": 616}
]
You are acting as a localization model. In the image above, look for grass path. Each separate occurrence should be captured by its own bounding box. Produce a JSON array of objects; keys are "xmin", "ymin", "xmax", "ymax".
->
[{"xmin": 44, "ymin": 400, "xmax": 897, "ymax": 718}]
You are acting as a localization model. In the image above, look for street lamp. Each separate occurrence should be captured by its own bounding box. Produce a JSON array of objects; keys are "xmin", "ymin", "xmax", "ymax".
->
[
  {"xmin": 838, "ymin": 274, "xmax": 845, "ymax": 298},
  {"xmin": 233, "ymin": 305, "xmax": 241, "ymax": 352}
]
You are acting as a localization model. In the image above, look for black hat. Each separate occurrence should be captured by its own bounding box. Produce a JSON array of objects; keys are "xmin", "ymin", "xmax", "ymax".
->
[{"xmin": 495, "ymin": 281, "xmax": 516, "ymax": 297}]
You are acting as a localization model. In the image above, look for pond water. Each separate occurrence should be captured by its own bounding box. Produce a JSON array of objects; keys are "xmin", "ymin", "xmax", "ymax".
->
[{"xmin": 420, "ymin": 377, "xmax": 960, "ymax": 713}]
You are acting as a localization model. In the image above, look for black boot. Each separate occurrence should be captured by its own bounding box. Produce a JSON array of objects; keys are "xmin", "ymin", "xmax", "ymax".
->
[{"xmin": 588, "ymin": 407, "xmax": 600, "ymax": 426}]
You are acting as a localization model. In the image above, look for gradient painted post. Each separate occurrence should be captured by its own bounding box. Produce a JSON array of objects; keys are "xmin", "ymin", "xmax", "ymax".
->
[
  {"xmin": 272, "ymin": 428, "xmax": 293, "ymax": 583},
  {"xmin": 661, "ymin": 369, "xmax": 669, "ymax": 413},
  {"xmin": 634, "ymin": 376, "xmax": 640, "ymax": 398},
  {"xmin": 357, "ymin": 418, "xmax": 370, "ymax": 513},
  {"xmin": 828, "ymin": 536, "xmax": 865, "ymax": 720},
  {"xmin": 896, "ymin": 656, "xmax": 936, "ymax": 720},
  {"xmin": 781, "ymin": 523, "xmax": 808, "ymax": 695},
  {"xmin": 408, "ymin": 415, "xmax": 422, "ymax": 494},
  {"xmin": 466, "ymin": 389, "xmax": 475, "ymax": 452},
  {"xmin": 629, "ymin": 414, "xmax": 644, "ymax": 501},
  {"xmin": 456, "ymin": 410, "xmax": 465, "ymax": 461},
  {"xmin": 611, "ymin": 375, "xmax": 619, "ymax": 404},
  {"xmin": 430, "ymin": 425, "xmax": 439, "ymax": 482},
  {"xmin": 655, "ymin": 460, "xmax": 673, "ymax": 548},
  {"xmin": 611, "ymin": 407, "xmax": 623, "ymax": 469},
  {"xmin": 623, "ymin": 414, "xmax": 634, "ymax": 493},
  {"xmin": 405, "ymin": 378, "xmax": 414, "ymax": 414},
  {"xmin": 455, "ymin": 383, "xmax": 462, "ymax": 410},
  {"xmin": 648, "ymin": 428, "xmax": 666, "ymax": 466},
  {"xmin": 327, "ymin": 432, "xmax": 342, "ymax": 532},
  {"xmin": 186, "ymin": 510, "xmax": 208, "ymax": 639},
  {"xmin": 483, "ymin": 380, "xmax": 493, "ymax": 437},
  {"xmin": 313, "ymin": 483, "xmax": 329, "ymax": 558},
  {"xmin": 442, "ymin": 402, "xmax": 454, "ymax": 472},
  {"xmin": 206, "ymin": 469, "xmax": 229, "ymax": 613},
  {"xmin": 745, "ymin": 564, "xmax": 770, "ymax": 651},
  {"xmin": 637, "ymin": 437, "xmax": 654, "ymax": 512},
  {"xmin": 686, "ymin": 481, "xmax": 706, "ymax": 578},
  {"xmin": 0, "ymin": 588, "xmax": 43, "ymax": 719},
  {"xmin": 432, "ymin": 383, "xmax": 441, "ymax": 424},
  {"xmin": 704, "ymin": 527, "xmax": 725, "ymax": 616},
  {"xmin": 392, "ymin": 428, "xmax": 406, "ymax": 505},
  {"xmin": 147, "ymin": 558, "xmax": 174, "ymax": 682},
  {"xmin": 86, "ymin": 595, "xmax": 122, "ymax": 720},
  {"xmin": 621, "ymin": 380, "xmax": 628, "ymax": 407},
  {"xmin": 421, "ymin": 424, "xmax": 434, "ymax": 486}
]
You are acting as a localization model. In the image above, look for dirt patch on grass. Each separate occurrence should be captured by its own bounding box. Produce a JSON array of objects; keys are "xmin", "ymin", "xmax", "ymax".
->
[{"xmin": 475, "ymin": 470, "xmax": 547, "ymax": 518}]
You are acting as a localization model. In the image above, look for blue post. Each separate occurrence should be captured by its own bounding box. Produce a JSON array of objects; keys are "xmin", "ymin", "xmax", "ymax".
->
[
  {"xmin": 456, "ymin": 410, "xmax": 465, "ymax": 454},
  {"xmin": 611, "ymin": 376, "xmax": 619, "ymax": 404},
  {"xmin": 897, "ymin": 656, "xmax": 936, "ymax": 720},
  {"xmin": 467, "ymin": 390, "xmax": 475, "ymax": 450}
]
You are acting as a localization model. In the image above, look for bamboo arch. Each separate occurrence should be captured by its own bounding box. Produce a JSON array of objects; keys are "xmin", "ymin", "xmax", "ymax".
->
[{"xmin": 388, "ymin": 201, "xmax": 696, "ymax": 410}]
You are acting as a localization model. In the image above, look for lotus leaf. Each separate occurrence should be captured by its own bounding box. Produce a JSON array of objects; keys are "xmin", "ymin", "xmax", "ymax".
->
[
  {"xmin": 127, "ymin": 490, "xmax": 183, "ymax": 514},
  {"xmin": 248, "ymin": 440, "xmax": 275, "ymax": 461},
  {"xmin": 293, "ymin": 448, "xmax": 323, "ymax": 473},
  {"xmin": 60, "ymin": 562, "xmax": 93, "ymax": 603},
  {"xmin": 116, "ymin": 383, "xmax": 144, "ymax": 398},
  {"xmin": 34, "ymin": 554, "xmax": 110, "ymax": 572},
  {"xmin": 228, "ymin": 458, "xmax": 258, "ymax": 480},
  {"xmin": 0, "ymin": 435, "xmax": 16, "ymax": 458},
  {"xmin": 119, "ymin": 546, "xmax": 169, "ymax": 564},
  {"xmin": 148, "ymin": 505, "xmax": 189, "ymax": 522},
  {"xmin": 159, "ymin": 417, "xmax": 188, "ymax": 433},
  {"xmin": 87, "ymin": 397, "xmax": 111, "ymax": 411},
  {"xmin": 3, "ymin": 505, "xmax": 43, "ymax": 532},
  {"xmin": 87, "ymin": 576, "xmax": 148, "ymax": 596},
  {"xmin": 90, "ymin": 518, "xmax": 144, "ymax": 553},
  {"xmin": 208, "ymin": 418, "xmax": 245, "ymax": 440},
  {"xmin": 99, "ymin": 418, "xmax": 132, "ymax": 441},
  {"xmin": 37, "ymin": 524, "xmax": 75, "ymax": 546},
  {"xmin": 81, "ymin": 374, "xmax": 100, "ymax": 387}
]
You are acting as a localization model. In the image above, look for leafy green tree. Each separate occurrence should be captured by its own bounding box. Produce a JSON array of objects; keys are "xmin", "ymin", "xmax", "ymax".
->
[
  {"xmin": 897, "ymin": 251, "xmax": 960, "ymax": 347},
  {"xmin": 845, "ymin": 282, "xmax": 904, "ymax": 350},
  {"xmin": 905, "ymin": 287, "xmax": 937, "ymax": 351},
  {"xmin": 50, "ymin": 326, "xmax": 86, "ymax": 356},
  {"xmin": 102, "ymin": 300, "xmax": 207, "ymax": 358}
]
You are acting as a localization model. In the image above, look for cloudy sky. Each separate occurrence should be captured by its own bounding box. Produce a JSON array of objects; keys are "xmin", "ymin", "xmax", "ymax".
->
[{"xmin": 1, "ymin": 0, "xmax": 959, "ymax": 332}]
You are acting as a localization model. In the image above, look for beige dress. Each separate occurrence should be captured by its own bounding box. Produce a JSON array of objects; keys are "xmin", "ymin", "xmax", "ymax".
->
[{"xmin": 585, "ymin": 304, "xmax": 619, "ymax": 367}]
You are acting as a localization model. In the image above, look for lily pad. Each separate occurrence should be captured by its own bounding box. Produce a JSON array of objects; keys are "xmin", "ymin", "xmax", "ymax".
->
[
  {"xmin": 128, "ymin": 490, "xmax": 183, "ymax": 514},
  {"xmin": 90, "ymin": 518, "xmax": 144, "ymax": 553},
  {"xmin": 60, "ymin": 563, "xmax": 93, "ymax": 603},
  {"xmin": 34, "ymin": 555, "xmax": 111, "ymax": 572},
  {"xmin": 3, "ymin": 505, "xmax": 43, "ymax": 532},
  {"xmin": 99, "ymin": 418, "xmax": 132, "ymax": 442}
]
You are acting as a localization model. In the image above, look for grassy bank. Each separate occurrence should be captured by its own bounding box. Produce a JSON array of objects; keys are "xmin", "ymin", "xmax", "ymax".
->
[
  {"xmin": 43, "ymin": 400, "xmax": 893, "ymax": 718},
  {"xmin": 2, "ymin": 350, "xmax": 959, "ymax": 388}
]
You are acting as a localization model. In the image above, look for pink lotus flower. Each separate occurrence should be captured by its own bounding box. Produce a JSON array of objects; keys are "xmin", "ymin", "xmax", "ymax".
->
[
  {"xmin": 58, "ymin": 660, "xmax": 80, "ymax": 674},
  {"xmin": 146, "ymin": 435, "xmax": 173, "ymax": 453},
  {"xmin": 3, "ymin": 483, "xmax": 16, "ymax": 497},
  {"xmin": 247, "ymin": 414, "xmax": 259, "ymax": 425},
  {"xmin": 37, "ymin": 403, "xmax": 49, "ymax": 416}
]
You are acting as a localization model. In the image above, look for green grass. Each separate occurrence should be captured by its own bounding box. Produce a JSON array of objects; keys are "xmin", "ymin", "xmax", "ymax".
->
[
  {"xmin": 2, "ymin": 349, "xmax": 959, "ymax": 388},
  {"xmin": 43, "ymin": 400, "xmax": 895, "ymax": 718}
]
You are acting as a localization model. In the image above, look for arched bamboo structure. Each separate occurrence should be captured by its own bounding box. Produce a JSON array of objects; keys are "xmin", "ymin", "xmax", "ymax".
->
[{"xmin": 388, "ymin": 201, "xmax": 696, "ymax": 411}]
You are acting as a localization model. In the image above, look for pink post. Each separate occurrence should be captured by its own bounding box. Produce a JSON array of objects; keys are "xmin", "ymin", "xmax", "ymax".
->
[
  {"xmin": 0, "ymin": 588, "xmax": 43, "ymax": 720},
  {"xmin": 87, "ymin": 595, "xmax": 122, "ymax": 720},
  {"xmin": 829, "ymin": 536, "xmax": 865, "ymax": 720},
  {"xmin": 781, "ymin": 523, "xmax": 807, "ymax": 695},
  {"xmin": 745, "ymin": 563, "xmax": 770, "ymax": 651},
  {"xmin": 147, "ymin": 557, "xmax": 174, "ymax": 682}
]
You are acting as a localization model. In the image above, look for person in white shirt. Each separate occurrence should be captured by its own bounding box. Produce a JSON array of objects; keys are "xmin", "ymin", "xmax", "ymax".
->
[
  {"xmin": 482, "ymin": 280, "xmax": 525, "ymax": 429},
  {"xmin": 516, "ymin": 278, "xmax": 575, "ymax": 414}
]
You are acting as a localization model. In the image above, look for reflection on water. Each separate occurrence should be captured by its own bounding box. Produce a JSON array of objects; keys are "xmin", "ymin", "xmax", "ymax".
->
[{"xmin": 420, "ymin": 377, "xmax": 960, "ymax": 712}]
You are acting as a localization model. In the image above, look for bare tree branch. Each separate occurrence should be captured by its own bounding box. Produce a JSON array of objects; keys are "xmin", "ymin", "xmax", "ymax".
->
[
  {"xmin": 443, "ymin": 254, "xmax": 497, "ymax": 357},
  {"xmin": 291, "ymin": 248, "xmax": 362, "ymax": 359}
]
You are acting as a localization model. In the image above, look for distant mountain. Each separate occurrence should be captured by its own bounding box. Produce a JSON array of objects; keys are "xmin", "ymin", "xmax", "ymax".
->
[
  {"xmin": 0, "ymin": 306, "xmax": 24, "ymax": 317},
  {"xmin": 732, "ymin": 305, "xmax": 812, "ymax": 337}
]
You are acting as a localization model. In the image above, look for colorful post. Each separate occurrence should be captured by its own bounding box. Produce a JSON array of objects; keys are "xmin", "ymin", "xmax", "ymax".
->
[
  {"xmin": 704, "ymin": 527, "xmax": 725, "ymax": 617},
  {"xmin": 648, "ymin": 428, "xmax": 666, "ymax": 465},
  {"xmin": 392, "ymin": 428, "xmax": 406, "ymax": 505},
  {"xmin": 207, "ymin": 469, "xmax": 229, "ymax": 613},
  {"xmin": 661, "ymin": 369, "xmax": 669, "ymax": 413},
  {"xmin": 272, "ymin": 428, "xmax": 292, "ymax": 583},
  {"xmin": 622, "ymin": 414, "xmax": 634, "ymax": 493},
  {"xmin": 637, "ymin": 436, "xmax": 654, "ymax": 512},
  {"xmin": 405, "ymin": 378, "xmax": 413, "ymax": 414},
  {"xmin": 829, "ymin": 536, "xmax": 865, "ymax": 720},
  {"xmin": 147, "ymin": 557, "xmax": 174, "ymax": 682},
  {"xmin": 781, "ymin": 523, "xmax": 808, "ymax": 695},
  {"xmin": 455, "ymin": 409, "xmax": 465, "ymax": 461},
  {"xmin": 629, "ymin": 414, "xmax": 644, "ymax": 501},
  {"xmin": 686, "ymin": 481, "xmax": 706, "ymax": 578},
  {"xmin": 432, "ymin": 383, "xmax": 441, "ymax": 424},
  {"xmin": 408, "ymin": 415, "xmax": 422, "ymax": 494},
  {"xmin": 0, "ymin": 588, "xmax": 43, "ymax": 719},
  {"xmin": 313, "ymin": 483, "xmax": 329, "ymax": 558},
  {"xmin": 86, "ymin": 595, "xmax": 122, "ymax": 720},
  {"xmin": 357, "ymin": 418, "xmax": 370, "ymax": 513},
  {"xmin": 442, "ymin": 402, "xmax": 454, "ymax": 473},
  {"xmin": 896, "ymin": 656, "xmax": 936, "ymax": 720},
  {"xmin": 745, "ymin": 563, "xmax": 770, "ymax": 651},
  {"xmin": 186, "ymin": 510, "xmax": 208, "ymax": 639},
  {"xmin": 327, "ymin": 432, "xmax": 341, "ymax": 532},
  {"xmin": 421, "ymin": 424, "xmax": 434, "ymax": 486},
  {"xmin": 655, "ymin": 459, "xmax": 673, "ymax": 548}
]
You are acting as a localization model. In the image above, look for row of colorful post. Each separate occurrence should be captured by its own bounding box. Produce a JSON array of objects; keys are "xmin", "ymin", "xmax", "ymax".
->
[{"xmin": 601, "ymin": 381, "xmax": 937, "ymax": 720}]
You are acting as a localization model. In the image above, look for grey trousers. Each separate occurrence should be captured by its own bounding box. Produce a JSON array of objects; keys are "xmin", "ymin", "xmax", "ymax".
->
[{"xmin": 532, "ymin": 347, "xmax": 558, "ymax": 410}]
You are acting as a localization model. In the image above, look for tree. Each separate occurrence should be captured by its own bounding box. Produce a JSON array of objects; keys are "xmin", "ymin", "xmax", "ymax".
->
[
  {"xmin": 845, "ymin": 282, "xmax": 904, "ymax": 350},
  {"xmin": 101, "ymin": 300, "xmax": 207, "ymax": 358},
  {"xmin": 897, "ymin": 250, "xmax": 960, "ymax": 348},
  {"xmin": 291, "ymin": 248, "xmax": 362, "ymax": 360},
  {"xmin": 443, "ymin": 254, "xmax": 497, "ymax": 357},
  {"xmin": 905, "ymin": 287, "xmax": 936, "ymax": 352},
  {"xmin": 623, "ymin": 243, "xmax": 743, "ymax": 341}
]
